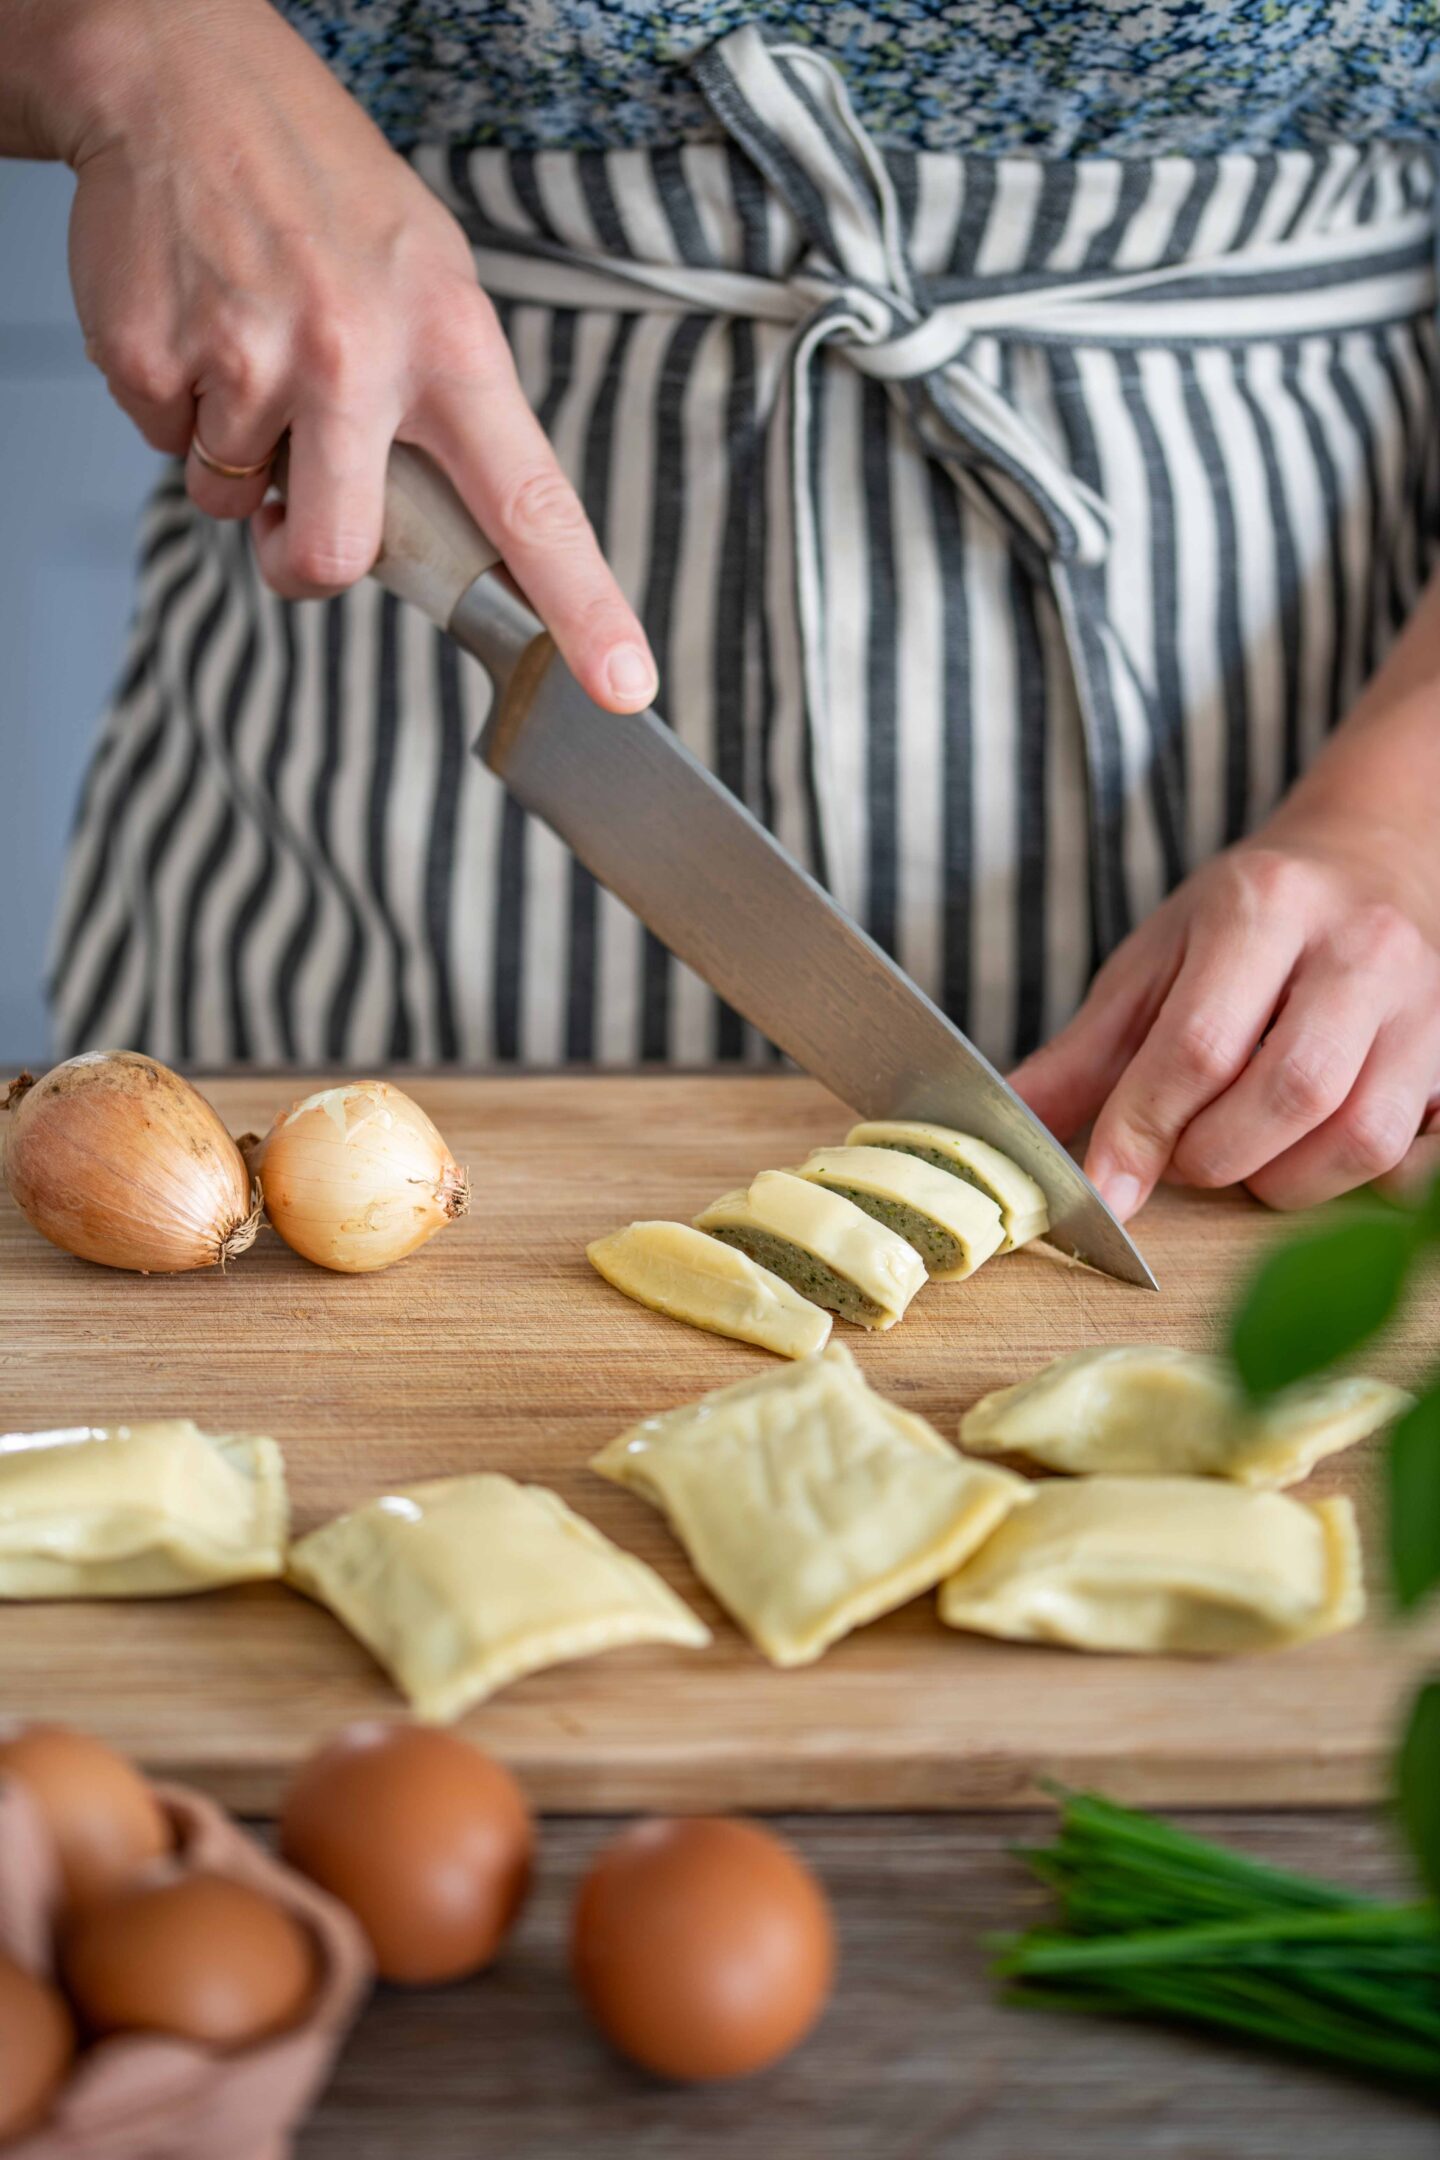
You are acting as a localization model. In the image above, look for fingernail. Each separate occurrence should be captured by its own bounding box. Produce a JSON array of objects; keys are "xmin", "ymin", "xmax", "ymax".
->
[
  {"xmin": 605, "ymin": 644, "xmax": 657, "ymax": 706},
  {"xmin": 1098, "ymin": 1170, "xmax": 1144, "ymax": 1221}
]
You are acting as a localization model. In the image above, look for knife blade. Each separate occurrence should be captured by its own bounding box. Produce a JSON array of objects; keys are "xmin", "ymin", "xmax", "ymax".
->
[{"xmin": 355, "ymin": 445, "xmax": 1155, "ymax": 1288}]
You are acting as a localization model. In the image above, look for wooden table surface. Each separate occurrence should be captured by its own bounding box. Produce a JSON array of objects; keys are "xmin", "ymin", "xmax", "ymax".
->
[{"xmin": 295, "ymin": 1809, "xmax": 1436, "ymax": 2158}]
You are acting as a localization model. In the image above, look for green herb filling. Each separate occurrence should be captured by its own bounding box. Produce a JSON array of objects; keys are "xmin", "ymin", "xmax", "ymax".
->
[
  {"xmin": 871, "ymin": 1142, "xmax": 1000, "ymax": 1210},
  {"xmin": 820, "ymin": 1185, "xmax": 962, "ymax": 1275},
  {"xmin": 706, "ymin": 1227, "xmax": 882, "ymax": 1325}
]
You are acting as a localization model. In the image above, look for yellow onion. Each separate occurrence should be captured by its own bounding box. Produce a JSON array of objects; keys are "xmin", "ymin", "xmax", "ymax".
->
[
  {"xmin": 247, "ymin": 1080, "xmax": 469, "ymax": 1273},
  {"xmin": 3, "ymin": 1052, "xmax": 261, "ymax": 1273}
]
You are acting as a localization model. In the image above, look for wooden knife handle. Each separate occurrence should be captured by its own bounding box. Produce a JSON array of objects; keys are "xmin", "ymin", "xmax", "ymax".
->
[{"xmin": 270, "ymin": 439, "xmax": 501, "ymax": 627}]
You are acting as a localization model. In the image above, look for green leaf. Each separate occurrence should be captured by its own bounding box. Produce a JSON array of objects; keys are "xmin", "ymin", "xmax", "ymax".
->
[
  {"xmin": 1396, "ymin": 1682, "xmax": 1440, "ymax": 1905},
  {"xmin": 1229, "ymin": 1212, "xmax": 1416, "ymax": 1400},
  {"xmin": 1388, "ymin": 1386, "xmax": 1440, "ymax": 1613}
]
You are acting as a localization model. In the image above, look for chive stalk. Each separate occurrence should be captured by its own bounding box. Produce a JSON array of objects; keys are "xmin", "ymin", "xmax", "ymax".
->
[{"xmin": 993, "ymin": 1790, "xmax": 1440, "ymax": 2093}]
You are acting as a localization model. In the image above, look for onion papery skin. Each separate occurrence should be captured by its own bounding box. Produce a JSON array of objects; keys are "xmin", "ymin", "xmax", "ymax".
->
[
  {"xmin": 252, "ymin": 1081, "xmax": 470, "ymax": 1274},
  {"xmin": 3, "ymin": 1052, "xmax": 261, "ymax": 1273}
]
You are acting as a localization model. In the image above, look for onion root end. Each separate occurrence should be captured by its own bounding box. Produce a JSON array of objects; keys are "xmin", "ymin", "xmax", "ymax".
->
[{"xmin": 219, "ymin": 1186, "xmax": 265, "ymax": 1268}]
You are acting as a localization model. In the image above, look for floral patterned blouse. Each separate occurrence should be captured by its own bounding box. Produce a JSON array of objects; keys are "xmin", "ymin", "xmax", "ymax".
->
[{"xmin": 276, "ymin": 0, "xmax": 1440, "ymax": 154}]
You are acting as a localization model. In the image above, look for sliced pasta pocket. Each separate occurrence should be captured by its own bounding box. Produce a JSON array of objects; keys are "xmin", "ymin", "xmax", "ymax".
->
[
  {"xmin": 960, "ymin": 1344, "xmax": 1410, "ymax": 1487},
  {"xmin": 793, "ymin": 1146, "xmax": 1004, "ymax": 1280},
  {"xmin": 592, "ymin": 1344, "xmax": 1031, "ymax": 1668},
  {"xmin": 844, "ymin": 1120, "xmax": 1049, "ymax": 1251},
  {"xmin": 587, "ymin": 1220, "xmax": 831, "ymax": 1359},
  {"xmin": 938, "ymin": 1476, "xmax": 1364, "ymax": 1656},
  {"xmin": 695, "ymin": 1169, "xmax": 924, "ymax": 1330},
  {"xmin": 288, "ymin": 1473, "xmax": 709, "ymax": 1722},
  {"xmin": 0, "ymin": 1420, "xmax": 289, "ymax": 1598}
]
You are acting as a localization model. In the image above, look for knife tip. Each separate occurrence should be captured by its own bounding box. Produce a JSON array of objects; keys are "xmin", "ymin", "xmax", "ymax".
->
[{"xmin": 1040, "ymin": 1231, "xmax": 1159, "ymax": 1291}]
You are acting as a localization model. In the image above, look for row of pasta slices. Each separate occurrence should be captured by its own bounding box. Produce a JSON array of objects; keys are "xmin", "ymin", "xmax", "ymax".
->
[{"xmin": 586, "ymin": 1119, "xmax": 1052, "ymax": 1356}]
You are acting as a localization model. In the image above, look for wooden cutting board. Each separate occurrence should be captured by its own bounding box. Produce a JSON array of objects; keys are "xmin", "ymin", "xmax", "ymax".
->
[{"xmin": 2, "ymin": 1072, "xmax": 1436, "ymax": 1814}]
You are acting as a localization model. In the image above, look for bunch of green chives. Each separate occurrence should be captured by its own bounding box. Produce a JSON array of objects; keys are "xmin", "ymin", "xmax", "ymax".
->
[{"xmin": 992, "ymin": 1790, "xmax": 1440, "ymax": 2090}]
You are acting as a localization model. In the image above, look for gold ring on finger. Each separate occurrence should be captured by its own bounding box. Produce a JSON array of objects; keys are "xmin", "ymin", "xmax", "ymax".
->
[{"xmin": 190, "ymin": 432, "xmax": 280, "ymax": 482}]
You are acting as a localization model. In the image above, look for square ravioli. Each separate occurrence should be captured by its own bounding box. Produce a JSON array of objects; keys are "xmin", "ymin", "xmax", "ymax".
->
[
  {"xmin": 288, "ymin": 1473, "xmax": 710, "ymax": 1721},
  {"xmin": 591, "ymin": 1345, "xmax": 1030, "ymax": 1667},
  {"xmin": 938, "ymin": 1476, "xmax": 1363, "ymax": 1655},
  {"xmin": 0, "ymin": 1420, "xmax": 289, "ymax": 1598},
  {"xmin": 959, "ymin": 1345, "xmax": 1410, "ymax": 1487}
]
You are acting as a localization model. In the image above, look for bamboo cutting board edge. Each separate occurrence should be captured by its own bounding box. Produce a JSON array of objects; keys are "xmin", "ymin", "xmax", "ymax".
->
[{"xmin": 1, "ymin": 1070, "xmax": 1436, "ymax": 1815}]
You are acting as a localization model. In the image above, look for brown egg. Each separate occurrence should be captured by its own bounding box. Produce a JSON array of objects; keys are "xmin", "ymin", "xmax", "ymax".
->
[
  {"xmin": 0, "ymin": 1954, "xmax": 75, "ymax": 2141},
  {"xmin": 571, "ymin": 1816, "xmax": 836, "ymax": 2081},
  {"xmin": 62, "ymin": 1872, "xmax": 317, "ymax": 2047},
  {"xmin": 0, "ymin": 1725, "xmax": 169, "ymax": 1909},
  {"xmin": 278, "ymin": 1723, "xmax": 533, "ymax": 1985}
]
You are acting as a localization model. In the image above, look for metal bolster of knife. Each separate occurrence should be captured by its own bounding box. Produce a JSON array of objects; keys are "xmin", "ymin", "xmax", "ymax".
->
[{"xmin": 270, "ymin": 437, "xmax": 545, "ymax": 770}]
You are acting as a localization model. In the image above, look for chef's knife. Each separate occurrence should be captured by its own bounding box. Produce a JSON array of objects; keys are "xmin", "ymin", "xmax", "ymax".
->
[{"xmin": 349, "ymin": 445, "xmax": 1156, "ymax": 1288}]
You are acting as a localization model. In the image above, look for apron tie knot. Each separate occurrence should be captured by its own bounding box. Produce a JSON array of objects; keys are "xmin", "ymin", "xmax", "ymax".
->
[{"xmin": 695, "ymin": 28, "xmax": 1113, "ymax": 569}]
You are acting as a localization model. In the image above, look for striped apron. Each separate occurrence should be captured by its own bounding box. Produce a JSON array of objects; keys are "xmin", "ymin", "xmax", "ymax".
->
[{"xmin": 50, "ymin": 27, "xmax": 1440, "ymax": 1072}]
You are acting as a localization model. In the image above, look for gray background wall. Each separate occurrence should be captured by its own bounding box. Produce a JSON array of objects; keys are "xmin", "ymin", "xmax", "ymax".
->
[{"xmin": 0, "ymin": 161, "xmax": 160, "ymax": 1063}]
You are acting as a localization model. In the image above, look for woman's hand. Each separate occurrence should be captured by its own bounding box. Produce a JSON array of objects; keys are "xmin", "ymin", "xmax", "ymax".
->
[
  {"xmin": 1014, "ymin": 570, "xmax": 1440, "ymax": 1221},
  {"xmin": 12, "ymin": 0, "xmax": 657, "ymax": 710},
  {"xmin": 1011, "ymin": 810, "xmax": 1440, "ymax": 1220}
]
